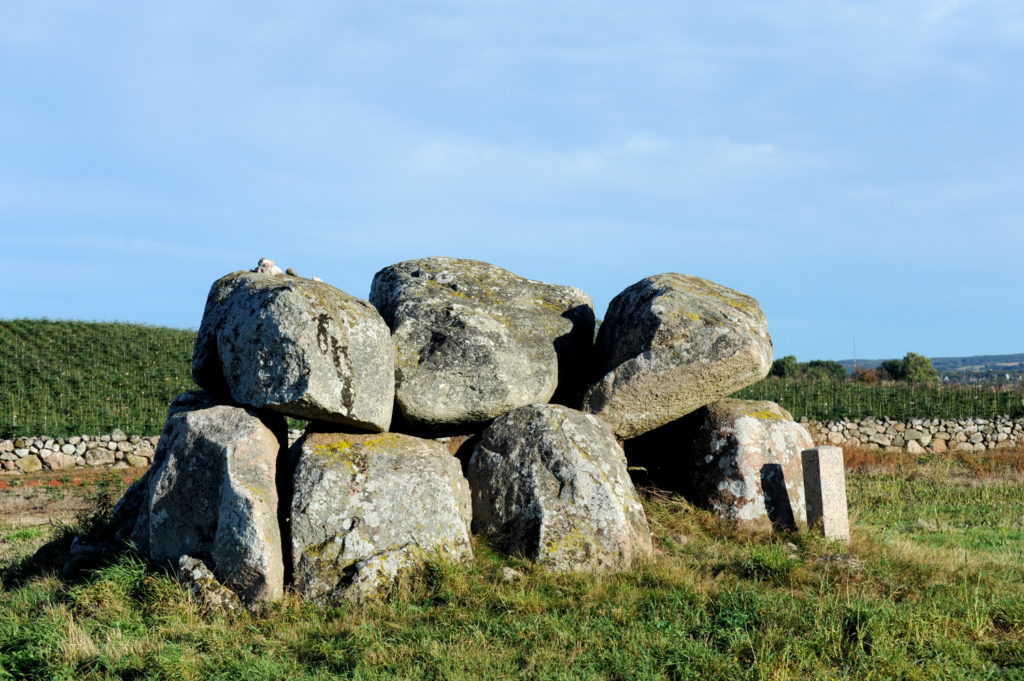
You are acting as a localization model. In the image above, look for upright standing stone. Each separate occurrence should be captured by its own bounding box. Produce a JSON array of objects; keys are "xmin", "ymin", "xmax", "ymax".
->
[
  {"xmin": 802, "ymin": 446, "xmax": 850, "ymax": 543},
  {"xmin": 582, "ymin": 274, "xmax": 772, "ymax": 440},
  {"xmin": 685, "ymin": 399, "xmax": 813, "ymax": 532},
  {"xmin": 369, "ymin": 257, "xmax": 594, "ymax": 431},
  {"xmin": 193, "ymin": 265, "xmax": 394, "ymax": 431},
  {"xmin": 290, "ymin": 431, "xmax": 473, "ymax": 603},
  {"xmin": 130, "ymin": 391, "xmax": 287, "ymax": 606}
]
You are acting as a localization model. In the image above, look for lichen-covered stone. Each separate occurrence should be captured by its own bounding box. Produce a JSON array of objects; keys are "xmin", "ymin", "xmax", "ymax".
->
[
  {"xmin": 47, "ymin": 453, "xmax": 77, "ymax": 470},
  {"xmin": 84, "ymin": 448, "xmax": 115, "ymax": 466},
  {"xmin": 125, "ymin": 454, "xmax": 150, "ymax": 468},
  {"xmin": 290, "ymin": 431, "xmax": 473, "ymax": 603},
  {"xmin": 193, "ymin": 269, "xmax": 394, "ymax": 431},
  {"xmin": 688, "ymin": 399, "xmax": 813, "ymax": 531},
  {"xmin": 467, "ymin": 404, "xmax": 652, "ymax": 571},
  {"xmin": 369, "ymin": 257, "xmax": 594, "ymax": 430},
  {"xmin": 130, "ymin": 391, "xmax": 286, "ymax": 606},
  {"xmin": 14, "ymin": 454, "xmax": 42, "ymax": 472},
  {"xmin": 176, "ymin": 555, "xmax": 245, "ymax": 614},
  {"xmin": 582, "ymin": 274, "xmax": 772, "ymax": 439}
]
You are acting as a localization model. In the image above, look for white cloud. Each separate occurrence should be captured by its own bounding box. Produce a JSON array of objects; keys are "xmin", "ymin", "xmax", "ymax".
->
[
  {"xmin": 709, "ymin": 138, "xmax": 779, "ymax": 167},
  {"xmin": 925, "ymin": 0, "xmax": 969, "ymax": 23},
  {"xmin": 405, "ymin": 132, "xmax": 785, "ymax": 192},
  {"xmin": 623, "ymin": 133, "xmax": 672, "ymax": 153}
]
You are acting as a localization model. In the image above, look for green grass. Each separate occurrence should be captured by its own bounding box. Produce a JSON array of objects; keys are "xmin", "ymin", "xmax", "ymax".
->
[
  {"xmin": 2, "ymin": 528, "xmax": 47, "ymax": 543},
  {"xmin": 0, "ymin": 319, "xmax": 196, "ymax": 438},
  {"xmin": 849, "ymin": 466, "xmax": 1024, "ymax": 563},
  {"xmin": 1, "ymin": 466, "xmax": 1021, "ymax": 680}
]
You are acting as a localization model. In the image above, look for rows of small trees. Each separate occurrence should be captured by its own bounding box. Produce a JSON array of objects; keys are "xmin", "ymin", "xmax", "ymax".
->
[{"xmin": 770, "ymin": 352, "xmax": 941, "ymax": 385}]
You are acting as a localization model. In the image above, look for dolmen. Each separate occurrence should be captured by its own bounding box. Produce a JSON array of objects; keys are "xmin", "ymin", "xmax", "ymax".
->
[{"xmin": 97, "ymin": 256, "xmax": 841, "ymax": 608}]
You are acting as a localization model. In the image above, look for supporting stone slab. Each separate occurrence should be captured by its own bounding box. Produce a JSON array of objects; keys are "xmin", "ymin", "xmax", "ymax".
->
[{"xmin": 801, "ymin": 446, "xmax": 850, "ymax": 543}]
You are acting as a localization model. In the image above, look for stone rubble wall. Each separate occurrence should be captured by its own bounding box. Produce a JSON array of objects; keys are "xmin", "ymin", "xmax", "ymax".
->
[
  {"xmin": 2, "ymin": 418, "xmax": 1021, "ymax": 474},
  {"xmin": 0, "ymin": 429, "xmax": 305, "ymax": 473},
  {"xmin": 803, "ymin": 416, "xmax": 1024, "ymax": 454}
]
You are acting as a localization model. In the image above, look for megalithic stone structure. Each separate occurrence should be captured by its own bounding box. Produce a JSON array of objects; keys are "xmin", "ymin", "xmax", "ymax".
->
[{"xmin": 801, "ymin": 446, "xmax": 850, "ymax": 543}]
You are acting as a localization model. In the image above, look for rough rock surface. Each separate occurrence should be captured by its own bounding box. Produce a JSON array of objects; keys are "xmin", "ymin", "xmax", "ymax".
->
[
  {"xmin": 582, "ymin": 274, "xmax": 772, "ymax": 440},
  {"xmin": 14, "ymin": 454, "xmax": 42, "ymax": 472},
  {"xmin": 290, "ymin": 431, "xmax": 473, "ymax": 603},
  {"xmin": 176, "ymin": 555, "xmax": 245, "ymax": 614},
  {"xmin": 193, "ymin": 268, "xmax": 394, "ymax": 431},
  {"xmin": 688, "ymin": 399, "xmax": 813, "ymax": 531},
  {"xmin": 130, "ymin": 391, "xmax": 286, "ymax": 605},
  {"xmin": 253, "ymin": 257, "xmax": 283, "ymax": 276},
  {"xmin": 467, "ymin": 404, "xmax": 653, "ymax": 571},
  {"xmin": 802, "ymin": 446, "xmax": 850, "ymax": 542},
  {"xmin": 369, "ymin": 257, "xmax": 594, "ymax": 430}
]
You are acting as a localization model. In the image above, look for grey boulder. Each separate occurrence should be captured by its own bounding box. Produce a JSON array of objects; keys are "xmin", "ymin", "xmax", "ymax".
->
[
  {"xmin": 467, "ymin": 404, "xmax": 653, "ymax": 571},
  {"xmin": 582, "ymin": 273, "xmax": 772, "ymax": 440},
  {"xmin": 369, "ymin": 257, "xmax": 594, "ymax": 430},
  {"xmin": 176, "ymin": 555, "xmax": 246, "ymax": 614},
  {"xmin": 688, "ymin": 399, "xmax": 813, "ymax": 531},
  {"xmin": 193, "ymin": 267, "xmax": 394, "ymax": 431},
  {"xmin": 290, "ymin": 431, "xmax": 473, "ymax": 603},
  {"xmin": 130, "ymin": 391, "xmax": 286, "ymax": 606}
]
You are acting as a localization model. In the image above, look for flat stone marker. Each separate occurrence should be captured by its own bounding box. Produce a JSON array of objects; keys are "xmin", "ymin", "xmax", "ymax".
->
[{"xmin": 801, "ymin": 446, "xmax": 850, "ymax": 542}]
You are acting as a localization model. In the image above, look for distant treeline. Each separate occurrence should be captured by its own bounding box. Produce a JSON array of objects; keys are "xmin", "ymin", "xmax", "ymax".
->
[
  {"xmin": 770, "ymin": 352, "xmax": 941, "ymax": 384},
  {"xmin": 836, "ymin": 353, "xmax": 1024, "ymax": 376}
]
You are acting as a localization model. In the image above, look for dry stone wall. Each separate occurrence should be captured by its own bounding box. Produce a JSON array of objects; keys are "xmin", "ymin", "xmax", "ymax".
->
[
  {"xmin": 0, "ymin": 430, "xmax": 158, "ymax": 472},
  {"xmin": 4, "ymin": 418, "xmax": 1022, "ymax": 473},
  {"xmin": 0, "ymin": 429, "xmax": 305, "ymax": 473},
  {"xmin": 805, "ymin": 416, "xmax": 1024, "ymax": 453}
]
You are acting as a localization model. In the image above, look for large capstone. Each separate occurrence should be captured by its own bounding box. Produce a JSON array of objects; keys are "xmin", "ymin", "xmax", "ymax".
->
[
  {"xmin": 687, "ymin": 399, "xmax": 813, "ymax": 532},
  {"xmin": 467, "ymin": 404, "xmax": 653, "ymax": 571},
  {"xmin": 369, "ymin": 257, "xmax": 594, "ymax": 431},
  {"xmin": 129, "ymin": 391, "xmax": 286, "ymax": 606},
  {"xmin": 193, "ymin": 268, "xmax": 394, "ymax": 431},
  {"xmin": 290, "ymin": 431, "xmax": 473, "ymax": 603},
  {"xmin": 582, "ymin": 273, "xmax": 772, "ymax": 440}
]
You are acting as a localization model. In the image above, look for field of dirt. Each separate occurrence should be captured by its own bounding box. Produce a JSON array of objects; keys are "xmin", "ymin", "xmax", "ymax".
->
[{"xmin": 0, "ymin": 467, "xmax": 147, "ymax": 527}]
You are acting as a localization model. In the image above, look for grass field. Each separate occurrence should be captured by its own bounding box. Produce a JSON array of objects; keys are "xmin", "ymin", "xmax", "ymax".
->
[{"xmin": 1, "ymin": 453, "xmax": 1021, "ymax": 680}]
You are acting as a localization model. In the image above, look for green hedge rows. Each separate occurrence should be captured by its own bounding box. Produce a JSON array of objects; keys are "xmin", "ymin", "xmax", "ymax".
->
[
  {"xmin": 734, "ymin": 378, "xmax": 1024, "ymax": 421},
  {"xmin": 0, "ymin": 320, "xmax": 196, "ymax": 438},
  {"xmin": 2, "ymin": 319, "xmax": 1022, "ymax": 438}
]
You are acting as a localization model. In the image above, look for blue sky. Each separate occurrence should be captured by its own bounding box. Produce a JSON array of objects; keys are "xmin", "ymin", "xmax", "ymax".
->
[{"xmin": 2, "ymin": 1, "xmax": 1021, "ymax": 361}]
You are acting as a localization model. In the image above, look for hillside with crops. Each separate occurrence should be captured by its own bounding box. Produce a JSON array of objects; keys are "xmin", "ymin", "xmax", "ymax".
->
[
  {"xmin": 0, "ymin": 320, "xmax": 196, "ymax": 438},
  {"xmin": 2, "ymin": 319, "xmax": 1024, "ymax": 438}
]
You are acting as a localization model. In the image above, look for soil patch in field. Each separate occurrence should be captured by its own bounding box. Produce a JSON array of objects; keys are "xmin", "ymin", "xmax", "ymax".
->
[
  {"xmin": 0, "ymin": 467, "xmax": 147, "ymax": 527},
  {"xmin": 843, "ymin": 445, "xmax": 1024, "ymax": 484}
]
